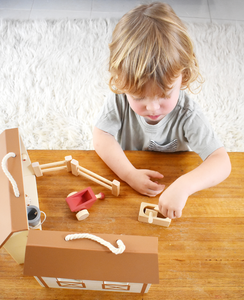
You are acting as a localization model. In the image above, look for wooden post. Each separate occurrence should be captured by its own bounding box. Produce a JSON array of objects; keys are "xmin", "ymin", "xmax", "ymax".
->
[
  {"xmin": 32, "ymin": 162, "xmax": 43, "ymax": 177},
  {"xmin": 111, "ymin": 180, "xmax": 120, "ymax": 196},
  {"xmin": 65, "ymin": 155, "xmax": 72, "ymax": 172},
  {"xmin": 71, "ymin": 159, "xmax": 79, "ymax": 176}
]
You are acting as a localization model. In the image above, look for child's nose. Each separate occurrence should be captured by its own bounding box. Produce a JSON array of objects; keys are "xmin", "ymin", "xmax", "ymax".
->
[{"xmin": 146, "ymin": 100, "xmax": 160, "ymax": 112}]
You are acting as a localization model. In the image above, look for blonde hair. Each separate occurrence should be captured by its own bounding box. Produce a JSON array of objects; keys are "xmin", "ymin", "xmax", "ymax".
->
[{"xmin": 109, "ymin": 2, "xmax": 202, "ymax": 97}]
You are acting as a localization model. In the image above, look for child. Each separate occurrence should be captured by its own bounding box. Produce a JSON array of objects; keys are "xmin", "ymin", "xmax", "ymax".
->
[{"xmin": 93, "ymin": 2, "xmax": 231, "ymax": 219}]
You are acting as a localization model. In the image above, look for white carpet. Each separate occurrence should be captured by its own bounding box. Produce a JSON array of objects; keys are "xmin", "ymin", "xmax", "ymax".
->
[{"xmin": 0, "ymin": 19, "xmax": 243, "ymax": 151}]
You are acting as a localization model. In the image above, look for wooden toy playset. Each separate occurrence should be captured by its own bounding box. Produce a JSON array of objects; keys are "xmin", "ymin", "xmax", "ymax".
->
[
  {"xmin": 138, "ymin": 202, "xmax": 171, "ymax": 227},
  {"xmin": 0, "ymin": 128, "xmax": 163, "ymax": 294}
]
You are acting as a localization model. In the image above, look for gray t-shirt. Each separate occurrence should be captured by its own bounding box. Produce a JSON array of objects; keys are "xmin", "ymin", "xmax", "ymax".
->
[{"xmin": 95, "ymin": 90, "xmax": 223, "ymax": 161}]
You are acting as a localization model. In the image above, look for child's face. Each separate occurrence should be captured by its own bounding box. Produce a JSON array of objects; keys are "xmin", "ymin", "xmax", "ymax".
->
[{"xmin": 126, "ymin": 75, "xmax": 182, "ymax": 125}]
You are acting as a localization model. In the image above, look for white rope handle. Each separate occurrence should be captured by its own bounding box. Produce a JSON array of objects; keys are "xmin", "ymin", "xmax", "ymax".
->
[
  {"xmin": 1, "ymin": 152, "xmax": 20, "ymax": 197},
  {"xmin": 65, "ymin": 233, "xmax": 126, "ymax": 255}
]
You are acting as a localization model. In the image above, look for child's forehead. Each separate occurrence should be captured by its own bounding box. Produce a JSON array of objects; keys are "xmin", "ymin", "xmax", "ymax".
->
[
  {"xmin": 144, "ymin": 82, "xmax": 166, "ymax": 97},
  {"xmin": 129, "ymin": 76, "xmax": 181, "ymax": 98}
]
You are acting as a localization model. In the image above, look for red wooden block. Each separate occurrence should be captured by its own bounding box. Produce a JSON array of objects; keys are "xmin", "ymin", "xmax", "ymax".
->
[{"xmin": 66, "ymin": 187, "xmax": 97, "ymax": 212}]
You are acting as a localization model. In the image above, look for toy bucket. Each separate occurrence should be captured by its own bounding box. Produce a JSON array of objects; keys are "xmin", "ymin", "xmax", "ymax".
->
[{"xmin": 26, "ymin": 205, "xmax": 46, "ymax": 228}]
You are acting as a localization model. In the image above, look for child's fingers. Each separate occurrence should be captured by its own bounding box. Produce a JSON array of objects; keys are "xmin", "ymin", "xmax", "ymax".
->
[
  {"xmin": 147, "ymin": 183, "xmax": 165, "ymax": 197},
  {"xmin": 158, "ymin": 205, "xmax": 182, "ymax": 219},
  {"xmin": 147, "ymin": 175, "xmax": 165, "ymax": 189},
  {"xmin": 146, "ymin": 170, "xmax": 164, "ymax": 179}
]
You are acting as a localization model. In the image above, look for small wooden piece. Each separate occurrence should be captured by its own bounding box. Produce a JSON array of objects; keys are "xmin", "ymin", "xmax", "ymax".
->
[
  {"xmin": 65, "ymin": 155, "xmax": 72, "ymax": 172},
  {"xmin": 71, "ymin": 159, "xmax": 79, "ymax": 176},
  {"xmin": 71, "ymin": 159, "xmax": 120, "ymax": 196},
  {"xmin": 112, "ymin": 179, "xmax": 120, "ymax": 197},
  {"xmin": 146, "ymin": 209, "xmax": 157, "ymax": 224},
  {"xmin": 138, "ymin": 202, "xmax": 171, "ymax": 227},
  {"xmin": 21, "ymin": 153, "xmax": 28, "ymax": 161},
  {"xmin": 66, "ymin": 188, "xmax": 105, "ymax": 221},
  {"xmin": 42, "ymin": 166, "xmax": 67, "ymax": 173},
  {"xmin": 96, "ymin": 192, "xmax": 105, "ymax": 200},
  {"xmin": 76, "ymin": 209, "xmax": 89, "ymax": 221},
  {"xmin": 31, "ymin": 162, "xmax": 43, "ymax": 177},
  {"xmin": 32, "ymin": 156, "xmax": 73, "ymax": 177}
]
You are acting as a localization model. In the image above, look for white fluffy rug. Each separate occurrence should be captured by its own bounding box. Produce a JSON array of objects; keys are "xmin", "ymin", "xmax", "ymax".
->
[{"xmin": 0, "ymin": 19, "xmax": 243, "ymax": 151}]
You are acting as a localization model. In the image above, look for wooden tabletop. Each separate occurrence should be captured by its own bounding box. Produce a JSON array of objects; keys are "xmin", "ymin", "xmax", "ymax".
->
[{"xmin": 1, "ymin": 150, "xmax": 244, "ymax": 300}]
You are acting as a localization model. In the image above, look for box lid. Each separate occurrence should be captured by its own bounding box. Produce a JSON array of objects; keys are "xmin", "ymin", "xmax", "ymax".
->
[
  {"xmin": 0, "ymin": 128, "xmax": 28, "ymax": 247},
  {"xmin": 24, "ymin": 230, "xmax": 159, "ymax": 284}
]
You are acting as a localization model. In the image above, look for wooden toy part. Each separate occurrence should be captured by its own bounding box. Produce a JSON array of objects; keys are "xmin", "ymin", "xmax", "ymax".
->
[
  {"xmin": 154, "ymin": 205, "xmax": 159, "ymax": 212},
  {"xmin": 32, "ymin": 162, "xmax": 43, "ymax": 177},
  {"xmin": 95, "ymin": 192, "xmax": 105, "ymax": 200},
  {"xmin": 145, "ymin": 209, "xmax": 157, "ymax": 224},
  {"xmin": 32, "ymin": 156, "xmax": 72, "ymax": 177},
  {"xmin": 66, "ymin": 187, "xmax": 98, "ymax": 212},
  {"xmin": 138, "ymin": 202, "xmax": 171, "ymax": 227},
  {"xmin": 112, "ymin": 179, "xmax": 120, "ymax": 197},
  {"xmin": 67, "ymin": 191, "xmax": 78, "ymax": 197},
  {"xmin": 21, "ymin": 153, "xmax": 28, "ymax": 161},
  {"xmin": 71, "ymin": 159, "xmax": 120, "ymax": 196},
  {"xmin": 76, "ymin": 209, "xmax": 89, "ymax": 221}
]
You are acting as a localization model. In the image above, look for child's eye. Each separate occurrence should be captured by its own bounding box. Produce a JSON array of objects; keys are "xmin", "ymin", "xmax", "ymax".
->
[{"xmin": 133, "ymin": 97, "xmax": 144, "ymax": 101}]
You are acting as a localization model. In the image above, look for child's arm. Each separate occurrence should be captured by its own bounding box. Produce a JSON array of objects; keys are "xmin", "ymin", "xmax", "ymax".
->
[
  {"xmin": 93, "ymin": 127, "xmax": 165, "ymax": 196},
  {"xmin": 158, "ymin": 147, "xmax": 231, "ymax": 219}
]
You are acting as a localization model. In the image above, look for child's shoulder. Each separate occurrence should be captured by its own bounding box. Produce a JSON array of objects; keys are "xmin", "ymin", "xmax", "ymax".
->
[
  {"xmin": 107, "ymin": 91, "xmax": 126, "ymax": 103},
  {"xmin": 177, "ymin": 90, "xmax": 202, "ymax": 114},
  {"xmin": 106, "ymin": 92, "xmax": 130, "ymax": 110}
]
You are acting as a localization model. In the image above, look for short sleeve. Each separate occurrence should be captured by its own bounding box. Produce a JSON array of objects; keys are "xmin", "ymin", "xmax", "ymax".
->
[
  {"xmin": 183, "ymin": 110, "xmax": 223, "ymax": 161},
  {"xmin": 95, "ymin": 93, "xmax": 126, "ymax": 136}
]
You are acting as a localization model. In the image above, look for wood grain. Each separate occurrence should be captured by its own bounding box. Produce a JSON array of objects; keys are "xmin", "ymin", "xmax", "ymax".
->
[{"xmin": 0, "ymin": 150, "xmax": 244, "ymax": 300}]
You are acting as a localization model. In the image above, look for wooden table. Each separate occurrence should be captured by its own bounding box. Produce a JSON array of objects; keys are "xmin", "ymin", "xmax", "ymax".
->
[{"xmin": 1, "ymin": 150, "xmax": 244, "ymax": 300}]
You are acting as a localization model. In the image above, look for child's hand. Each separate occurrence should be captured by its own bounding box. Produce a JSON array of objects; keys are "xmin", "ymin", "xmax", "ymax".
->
[
  {"xmin": 125, "ymin": 169, "xmax": 165, "ymax": 197},
  {"xmin": 158, "ymin": 182, "xmax": 188, "ymax": 219}
]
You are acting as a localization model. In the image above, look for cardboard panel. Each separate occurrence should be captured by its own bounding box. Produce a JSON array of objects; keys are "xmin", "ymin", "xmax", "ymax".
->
[
  {"xmin": 24, "ymin": 230, "xmax": 159, "ymax": 284},
  {"xmin": 0, "ymin": 128, "xmax": 28, "ymax": 247}
]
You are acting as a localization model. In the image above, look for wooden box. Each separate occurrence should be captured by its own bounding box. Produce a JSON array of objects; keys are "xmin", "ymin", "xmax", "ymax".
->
[
  {"xmin": 0, "ymin": 128, "xmax": 39, "ymax": 264},
  {"xmin": 24, "ymin": 230, "xmax": 159, "ymax": 294}
]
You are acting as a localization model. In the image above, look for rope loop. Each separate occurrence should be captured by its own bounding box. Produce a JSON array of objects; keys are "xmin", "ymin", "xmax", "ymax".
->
[
  {"xmin": 65, "ymin": 233, "xmax": 126, "ymax": 255},
  {"xmin": 1, "ymin": 152, "xmax": 20, "ymax": 197}
]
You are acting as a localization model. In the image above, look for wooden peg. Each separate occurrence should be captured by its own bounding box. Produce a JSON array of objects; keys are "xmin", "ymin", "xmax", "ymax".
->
[
  {"xmin": 22, "ymin": 153, "xmax": 28, "ymax": 161},
  {"xmin": 95, "ymin": 192, "xmax": 105, "ymax": 200},
  {"xmin": 145, "ymin": 208, "xmax": 157, "ymax": 224}
]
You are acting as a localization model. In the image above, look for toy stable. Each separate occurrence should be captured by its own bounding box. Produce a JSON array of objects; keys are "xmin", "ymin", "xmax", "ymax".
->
[{"xmin": 0, "ymin": 128, "xmax": 159, "ymax": 294}]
